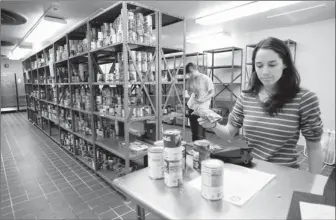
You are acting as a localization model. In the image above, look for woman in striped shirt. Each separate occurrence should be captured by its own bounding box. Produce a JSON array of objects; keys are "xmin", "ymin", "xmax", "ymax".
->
[{"xmin": 198, "ymin": 37, "xmax": 323, "ymax": 173}]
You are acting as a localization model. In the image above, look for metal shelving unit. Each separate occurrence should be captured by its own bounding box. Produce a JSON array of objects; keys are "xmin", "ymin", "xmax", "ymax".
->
[
  {"xmin": 244, "ymin": 39, "xmax": 297, "ymax": 89},
  {"xmin": 203, "ymin": 47, "xmax": 243, "ymax": 124},
  {"xmin": 158, "ymin": 52, "xmax": 204, "ymax": 129},
  {"xmin": 23, "ymin": 1, "xmax": 185, "ymax": 185}
]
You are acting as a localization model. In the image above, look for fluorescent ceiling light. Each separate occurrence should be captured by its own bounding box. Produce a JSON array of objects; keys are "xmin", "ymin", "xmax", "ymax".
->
[
  {"xmin": 197, "ymin": 1, "xmax": 254, "ymax": 18},
  {"xmin": 187, "ymin": 32, "xmax": 230, "ymax": 44},
  {"xmin": 8, "ymin": 46, "xmax": 32, "ymax": 60},
  {"xmin": 25, "ymin": 16, "xmax": 67, "ymax": 44},
  {"xmin": 267, "ymin": 4, "xmax": 326, "ymax": 18},
  {"xmin": 196, "ymin": 1, "xmax": 302, "ymax": 25}
]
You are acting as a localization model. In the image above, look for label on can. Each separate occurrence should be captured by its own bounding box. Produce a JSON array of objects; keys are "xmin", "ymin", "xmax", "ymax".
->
[
  {"xmin": 164, "ymin": 160, "xmax": 183, "ymax": 187},
  {"xmin": 148, "ymin": 147, "xmax": 164, "ymax": 180},
  {"xmin": 163, "ymin": 129, "xmax": 182, "ymax": 148},
  {"xmin": 164, "ymin": 146, "xmax": 183, "ymax": 161},
  {"xmin": 201, "ymin": 159, "xmax": 224, "ymax": 200},
  {"xmin": 182, "ymin": 146, "xmax": 186, "ymax": 170}
]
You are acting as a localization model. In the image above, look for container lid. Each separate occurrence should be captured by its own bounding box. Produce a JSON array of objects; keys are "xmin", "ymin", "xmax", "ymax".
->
[
  {"xmin": 163, "ymin": 129, "xmax": 181, "ymax": 135},
  {"xmin": 148, "ymin": 146, "xmax": 164, "ymax": 153},
  {"xmin": 154, "ymin": 140, "xmax": 164, "ymax": 146},
  {"xmin": 201, "ymin": 159, "xmax": 224, "ymax": 168}
]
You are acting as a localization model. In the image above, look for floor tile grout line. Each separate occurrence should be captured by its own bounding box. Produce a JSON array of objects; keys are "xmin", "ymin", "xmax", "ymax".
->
[
  {"xmin": 17, "ymin": 113, "xmax": 126, "ymax": 218},
  {"xmin": 8, "ymin": 113, "xmax": 66, "ymax": 219},
  {"xmin": 4, "ymin": 115, "xmax": 41, "ymax": 219},
  {"xmin": 0, "ymin": 154, "xmax": 16, "ymax": 219},
  {"xmin": 21, "ymin": 113, "xmax": 112, "ymax": 192}
]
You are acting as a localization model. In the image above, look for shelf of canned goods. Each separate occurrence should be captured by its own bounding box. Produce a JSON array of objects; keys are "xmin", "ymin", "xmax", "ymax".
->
[{"xmin": 22, "ymin": 1, "xmax": 187, "ymax": 186}]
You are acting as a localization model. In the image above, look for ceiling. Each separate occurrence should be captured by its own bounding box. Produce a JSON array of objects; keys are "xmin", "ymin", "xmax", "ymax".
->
[{"xmin": 1, "ymin": 1, "xmax": 335, "ymax": 59}]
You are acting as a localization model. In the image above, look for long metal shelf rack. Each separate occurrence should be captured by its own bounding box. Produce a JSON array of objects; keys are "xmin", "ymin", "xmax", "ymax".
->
[{"xmin": 22, "ymin": 1, "xmax": 186, "ymax": 186}]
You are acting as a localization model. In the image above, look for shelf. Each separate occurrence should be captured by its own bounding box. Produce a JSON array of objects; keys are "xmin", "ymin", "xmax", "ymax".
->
[
  {"xmin": 37, "ymin": 64, "xmax": 49, "ymax": 69},
  {"xmin": 58, "ymin": 104, "xmax": 71, "ymax": 109},
  {"xmin": 246, "ymin": 63, "xmax": 253, "ymax": 65},
  {"xmin": 95, "ymin": 136, "xmax": 147, "ymax": 161},
  {"xmin": 55, "ymin": 59, "xmax": 68, "ymax": 65},
  {"xmin": 70, "ymin": 82, "xmax": 90, "ymax": 85},
  {"xmin": 73, "ymin": 131, "xmax": 93, "ymax": 144},
  {"xmin": 57, "ymin": 83, "xmax": 70, "ymax": 86},
  {"xmin": 162, "ymin": 47, "xmax": 183, "ymax": 55},
  {"xmin": 207, "ymin": 65, "xmax": 241, "ymax": 69},
  {"xmin": 164, "ymin": 52, "xmax": 204, "ymax": 59},
  {"xmin": 203, "ymin": 47, "xmax": 242, "ymax": 53},
  {"xmin": 76, "ymin": 155, "xmax": 94, "ymax": 171},
  {"xmin": 60, "ymin": 125, "xmax": 73, "ymax": 134},
  {"xmin": 72, "ymin": 108, "xmax": 91, "ymax": 115},
  {"xmin": 92, "ymin": 82, "xmax": 156, "ymax": 86},
  {"xmin": 69, "ymin": 51, "xmax": 89, "ymax": 62},
  {"xmin": 60, "ymin": 145, "xmax": 74, "ymax": 155}
]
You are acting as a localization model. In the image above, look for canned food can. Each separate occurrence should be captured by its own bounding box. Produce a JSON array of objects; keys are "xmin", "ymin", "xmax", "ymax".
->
[
  {"xmin": 164, "ymin": 146, "xmax": 183, "ymax": 161},
  {"xmin": 163, "ymin": 129, "xmax": 182, "ymax": 148},
  {"xmin": 147, "ymin": 52, "xmax": 153, "ymax": 63},
  {"xmin": 142, "ymin": 62, "xmax": 148, "ymax": 72},
  {"xmin": 148, "ymin": 146, "xmax": 164, "ymax": 180},
  {"xmin": 193, "ymin": 140, "xmax": 211, "ymax": 170},
  {"xmin": 201, "ymin": 159, "xmax": 224, "ymax": 200},
  {"xmin": 136, "ymin": 52, "xmax": 141, "ymax": 63},
  {"xmin": 164, "ymin": 160, "xmax": 183, "ymax": 187},
  {"xmin": 137, "ymin": 62, "xmax": 142, "ymax": 73},
  {"xmin": 181, "ymin": 145, "xmax": 186, "ymax": 170},
  {"xmin": 141, "ymin": 52, "xmax": 147, "ymax": 62}
]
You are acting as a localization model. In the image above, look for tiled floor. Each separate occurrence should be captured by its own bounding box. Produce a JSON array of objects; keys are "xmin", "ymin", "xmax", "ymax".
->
[
  {"xmin": 1, "ymin": 112, "xmax": 334, "ymax": 220},
  {"xmin": 0, "ymin": 112, "xmax": 155, "ymax": 220}
]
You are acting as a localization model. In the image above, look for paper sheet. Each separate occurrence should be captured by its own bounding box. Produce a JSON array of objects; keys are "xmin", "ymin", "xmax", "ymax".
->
[
  {"xmin": 188, "ymin": 163, "xmax": 276, "ymax": 206},
  {"xmin": 300, "ymin": 202, "xmax": 335, "ymax": 220}
]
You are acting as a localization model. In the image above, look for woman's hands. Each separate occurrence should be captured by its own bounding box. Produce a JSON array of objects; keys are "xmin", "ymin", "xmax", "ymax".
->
[{"xmin": 197, "ymin": 117, "xmax": 216, "ymax": 129}]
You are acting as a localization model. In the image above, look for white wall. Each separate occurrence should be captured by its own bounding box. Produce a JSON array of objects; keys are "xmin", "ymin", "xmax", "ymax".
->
[
  {"xmin": 184, "ymin": 19, "xmax": 335, "ymax": 131},
  {"xmin": 1, "ymin": 58, "xmax": 24, "ymax": 82}
]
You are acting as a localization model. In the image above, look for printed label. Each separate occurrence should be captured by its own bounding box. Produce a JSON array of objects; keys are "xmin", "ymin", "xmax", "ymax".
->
[
  {"xmin": 164, "ymin": 147, "xmax": 183, "ymax": 161},
  {"xmin": 201, "ymin": 166, "xmax": 223, "ymax": 200},
  {"xmin": 148, "ymin": 151, "xmax": 164, "ymax": 179}
]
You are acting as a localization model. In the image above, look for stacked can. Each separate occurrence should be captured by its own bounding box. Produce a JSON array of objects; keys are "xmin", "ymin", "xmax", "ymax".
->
[
  {"xmin": 193, "ymin": 140, "xmax": 211, "ymax": 170},
  {"xmin": 128, "ymin": 11, "xmax": 137, "ymax": 42},
  {"xmin": 144, "ymin": 15, "xmax": 153, "ymax": 44},
  {"xmin": 201, "ymin": 159, "xmax": 224, "ymax": 201},
  {"xmin": 163, "ymin": 129, "xmax": 183, "ymax": 187},
  {"xmin": 148, "ymin": 140, "xmax": 164, "ymax": 180},
  {"xmin": 135, "ymin": 13, "xmax": 144, "ymax": 43}
]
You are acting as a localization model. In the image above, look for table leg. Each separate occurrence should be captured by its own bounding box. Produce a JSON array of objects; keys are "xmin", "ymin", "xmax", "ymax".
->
[{"xmin": 136, "ymin": 205, "xmax": 146, "ymax": 220}]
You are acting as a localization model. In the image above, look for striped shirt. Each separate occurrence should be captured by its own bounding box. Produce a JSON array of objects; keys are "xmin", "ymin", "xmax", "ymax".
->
[{"xmin": 229, "ymin": 88, "xmax": 323, "ymax": 166}]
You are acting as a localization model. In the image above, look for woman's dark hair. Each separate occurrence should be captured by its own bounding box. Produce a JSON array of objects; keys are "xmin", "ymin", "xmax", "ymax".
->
[{"xmin": 244, "ymin": 37, "xmax": 301, "ymax": 116}]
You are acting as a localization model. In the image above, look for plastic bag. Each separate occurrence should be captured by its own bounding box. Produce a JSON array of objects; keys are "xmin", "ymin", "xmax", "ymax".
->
[{"xmin": 192, "ymin": 108, "xmax": 222, "ymax": 124}]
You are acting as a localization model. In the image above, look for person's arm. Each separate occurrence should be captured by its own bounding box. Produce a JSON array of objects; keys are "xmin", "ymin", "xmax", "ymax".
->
[
  {"xmin": 213, "ymin": 122, "xmax": 239, "ymax": 140},
  {"xmin": 198, "ymin": 93, "xmax": 244, "ymax": 140},
  {"xmin": 306, "ymin": 140, "xmax": 323, "ymax": 174},
  {"xmin": 299, "ymin": 90, "xmax": 324, "ymax": 174}
]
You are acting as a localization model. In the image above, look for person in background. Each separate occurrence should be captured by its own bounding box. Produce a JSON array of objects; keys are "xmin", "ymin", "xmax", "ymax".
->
[
  {"xmin": 186, "ymin": 62, "xmax": 215, "ymax": 141},
  {"xmin": 198, "ymin": 37, "xmax": 324, "ymax": 174}
]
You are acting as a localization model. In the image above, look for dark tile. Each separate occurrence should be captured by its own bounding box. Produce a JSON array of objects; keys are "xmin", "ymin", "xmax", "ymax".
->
[
  {"xmin": 53, "ymin": 177, "xmax": 68, "ymax": 184},
  {"xmin": 113, "ymin": 205, "xmax": 131, "ymax": 216},
  {"xmin": 73, "ymin": 183, "xmax": 87, "ymax": 190},
  {"xmin": 101, "ymin": 194, "xmax": 124, "ymax": 208},
  {"xmin": 56, "ymin": 182, "xmax": 72, "ymax": 190},
  {"xmin": 95, "ymin": 188, "xmax": 112, "ymax": 197},
  {"xmin": 13, "ymin": 208, "xmax": 34, "ymax": 219},
  {"xmin": 120, "ymin": 211, "xmax": 137, "ymax": 220},
  {"xmin": 12, "ymin": 200, "xmax": 31, "ymax": 212},
  {"xmin": 50, "ymin": 201, "xmax": 71, "ymax": 214},
  {"xmin": 67, "ymin": 197, "xmax": 85, "ymax": 207},
  {"xmin": 35, "ymin": 207, "xmax": 56, "ymax": 219},
  {"xmin": 81, "ymin": 191, "xmax": 99, "ymax": 202},
  {"xmin": 18, "ymin": 214, "xmax": 37, "ymax": 220},
  {"xmin": 92, "ymin": 204, "xmax": 111, "ymax": 215},
  {"xmin": 0, "ymin": 212, "xmax": 15, "ymax": 220},
  {"xmin": 46, "ymin": 191, "xmax": 63, "ymax": 201},
  {"xmin": 54, "ymin": 211, "xmax": 78, "ymax": 220},
  {"xmin": 30, "ymin": 196, "xmax": 50, "ymax": 212},
  {"xmin": 0, "ymin": 199, "xmax": 11, "ymax": 208},
  {"xmin": 27, "ymin": 190, "xmax": 44, "ymax": 200},
  {"xmin": 1, "ymin": 206, "xmax": 13, "ymax": 216},
  {"xmin": 77, "ymin": 210, "xmax": 99, "ymax": 220},
  {"xmin": 86, "ymin": 197, "xmax": 106, "ymax": 209},
  {"xmin": 70, "ymin": 202, "xmax": 91, "ymax": 215},
  {"xmin": 41, "ymin": 185, "xmax": 58, "ymax": 194},
  {"xmin": 69, "ymin": 179, "xmax": 84, "ymax": 186},
  {"xmin": 98, "ymin": 210, "xmax": 118, "ymax": 220},
  {"xmin": 91, "ymin": 183, "xmax": 105, "ymax": 191},
  {"xmin": 0, "ymin": 193, "xmax": 10, "ymax": 201},
  {"xmin": 77, "ymin": 187, "xmax": 92, "ymax": 196},
  {"xmin": 12, "ymin": 194, "xmax": 29, "ymax": 205}
]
